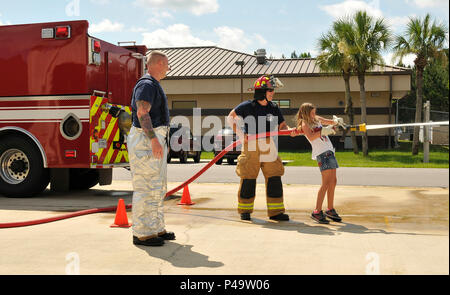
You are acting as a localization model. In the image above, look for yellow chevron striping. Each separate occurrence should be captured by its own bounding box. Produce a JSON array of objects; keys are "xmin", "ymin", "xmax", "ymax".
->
[
  {"xmin": 95, "ymin": 108, "xmax": 110, "ymax": 158},
  {"xmin": 90, "ymin": 101, "xmax": 132, "ymax": 166},
  {"xmin": 104, "ymin": 127, "xmax": 120, "ymax": 164},
  {"xmin": 90, "ymin": 96, "xmax": 103, "ymax": 120}
]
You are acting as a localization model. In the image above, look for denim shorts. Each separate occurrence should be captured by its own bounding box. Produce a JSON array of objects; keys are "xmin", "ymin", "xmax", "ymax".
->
[{"xmin": 316, "ymin": 151, "xmax": 339, "ymax": 172}]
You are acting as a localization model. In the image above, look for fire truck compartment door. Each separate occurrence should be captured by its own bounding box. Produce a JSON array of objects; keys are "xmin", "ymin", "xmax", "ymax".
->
[{"xmin": 106, "ymin": 51, "xmax": 140, "ymax": 106}]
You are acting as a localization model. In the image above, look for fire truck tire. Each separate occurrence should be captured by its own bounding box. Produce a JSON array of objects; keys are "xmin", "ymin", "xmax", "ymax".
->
[
  {"xmin": 0, "ymin": 135, "xmax": 50, "ymax": 198},
  {"xmin": 69, "ymin": 169, "xmax": 100, "ymax": 190}
]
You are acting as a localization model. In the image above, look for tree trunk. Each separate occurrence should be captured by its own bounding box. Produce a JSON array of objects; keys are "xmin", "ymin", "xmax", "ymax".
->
[
  {"xmin": 412, "ymin": 66, "xmax": 424, "ymax": 155},
  {"xmin": 358, "ymin": 73, "xmax": 369, "ymax": 156},
  {"xmin": 343, "ymin": 72, "xmax": 359, "ymax": 154}
]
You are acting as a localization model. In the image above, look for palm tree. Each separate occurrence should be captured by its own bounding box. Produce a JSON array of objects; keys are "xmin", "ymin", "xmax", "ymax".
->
[
  {"xmin": 392, "ymin": 14, "xmax": 448, "ymax": 155},
  {"xmin": 343, "ymin": 11, "xmax": 392, "ymax": 156},
  {"xmin": 317, "ymin": 20, "xmax": 359, "ymax": 154}
]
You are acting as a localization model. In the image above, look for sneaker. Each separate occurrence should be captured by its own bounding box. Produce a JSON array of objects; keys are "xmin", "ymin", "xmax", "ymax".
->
[
  {"xmin": 311, "ymin": 211, "xmax": 329, "ymax": 224},
  {"xmin": 325, "ymin": 209, "xmax": 342, "ymax": 222},
  {"xmin": 269, "ymin": 213, "xmax": 290, "ymax": 221},
  {"xmin": 241, "ymin": 213, "xmax": 251, "ymax": 220},
  {"xmin": 159, "ymin": 231, "xmax": 176, "ymax": 240},
  {"xmin": 133, "ymin": 236, "xmax": 164, "ymax": 247}
]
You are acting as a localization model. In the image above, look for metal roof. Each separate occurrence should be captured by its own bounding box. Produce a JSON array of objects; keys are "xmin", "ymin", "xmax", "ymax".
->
[{"xmin": 148, "ymin": 46, "xmax": 411, "ymax": 80}]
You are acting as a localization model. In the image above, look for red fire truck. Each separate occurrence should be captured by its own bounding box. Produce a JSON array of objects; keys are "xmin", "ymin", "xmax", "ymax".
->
[{"xmin": 0, "ymin": 20, "xmax": 147, "ymax": 197}]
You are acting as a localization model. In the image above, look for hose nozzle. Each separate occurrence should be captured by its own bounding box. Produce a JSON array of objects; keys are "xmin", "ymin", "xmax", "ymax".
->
[{"xmin": 349, "ymin": 123, "xmax": 367, "ymax": 132}]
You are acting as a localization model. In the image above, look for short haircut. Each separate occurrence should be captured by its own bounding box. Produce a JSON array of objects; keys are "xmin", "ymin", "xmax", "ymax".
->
[{"xmin": 146, "ymin": 50, "xmax": 168, "ymax": 67}]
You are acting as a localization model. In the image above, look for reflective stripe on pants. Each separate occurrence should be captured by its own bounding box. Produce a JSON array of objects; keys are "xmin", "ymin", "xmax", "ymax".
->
[{"xmin": 236, "ymin": 138, "xmax": 286, "ymax": 217}]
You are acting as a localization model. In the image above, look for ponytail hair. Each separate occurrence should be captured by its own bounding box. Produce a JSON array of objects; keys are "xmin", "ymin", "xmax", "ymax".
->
[{"xmin": 296, "ymin": 103, "xmax": 318, "ymax": 132}]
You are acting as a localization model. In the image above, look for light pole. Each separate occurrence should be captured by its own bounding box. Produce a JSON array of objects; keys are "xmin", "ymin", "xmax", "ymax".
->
[
  {"xmin": 423, "ymin": 101, "xmax": 431, "ymax": 163},
  {"xmin": 235, "ymin": 61, "xmax": 245, "ymax": 102},
  {"xmin": 394, "ymin": 97, "xmax": 400, "ymax": 148}
]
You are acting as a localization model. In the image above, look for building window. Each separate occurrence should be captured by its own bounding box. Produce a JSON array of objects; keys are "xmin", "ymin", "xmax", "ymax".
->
[
  {"xmin": 172, "ymin": 101, "xmax": 197, "ymax": 109},
  {"xmin": 272, "ymin": 99, "xmax": 291, "ymax": 109}
]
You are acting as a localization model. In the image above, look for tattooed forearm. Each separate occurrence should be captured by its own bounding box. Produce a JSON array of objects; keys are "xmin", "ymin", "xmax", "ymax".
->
[
  {"xmin": 139, "ymin": 113, "xmax": 156, "ymax": 139},
  {"xmin": 136, "ymin": 100, "xmax": 156, "ymax": 139}
]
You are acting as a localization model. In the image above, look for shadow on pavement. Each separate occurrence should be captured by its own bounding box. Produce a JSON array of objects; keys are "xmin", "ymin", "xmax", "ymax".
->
[
  {"xmin": 334, "ymin": 222, "xmax": 440, "ymax": 236},
  {"xmin": 135, "ymin": 242, "xmax": 224, "ymax": 269},
  {"xmin": 258, "ymin": 219, "xmax": 442, "ymax": 237},
  {"xmin": 254, "ymin": 218, "xmax": 335, "ymax": 236}
]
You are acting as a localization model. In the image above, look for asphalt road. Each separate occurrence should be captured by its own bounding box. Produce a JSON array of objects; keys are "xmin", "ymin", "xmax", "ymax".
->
[{"xmin": 114, "ymin": 160, "xmax": 449, "ymax": 188}]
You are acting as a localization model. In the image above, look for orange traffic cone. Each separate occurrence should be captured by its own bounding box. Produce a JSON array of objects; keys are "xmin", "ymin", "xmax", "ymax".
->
[
  {"xmin": 178, "ymin": 185, "xmax": 195, "ymax": 206},
  {"xmin": 110, "ymin": 199, "xmax": 132, "ymax": 228}
]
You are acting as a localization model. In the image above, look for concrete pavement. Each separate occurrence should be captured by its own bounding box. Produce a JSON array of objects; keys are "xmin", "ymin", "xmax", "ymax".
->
[{"xmin": 0, "ymin": 181, "xmax": 448, "ymax": 275}]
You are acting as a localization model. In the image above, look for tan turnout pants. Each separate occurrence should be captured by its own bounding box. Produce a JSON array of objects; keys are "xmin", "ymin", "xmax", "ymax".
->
[{"xmin": 235, "ymin": 137, "xmax": 285, "ymax": 217}]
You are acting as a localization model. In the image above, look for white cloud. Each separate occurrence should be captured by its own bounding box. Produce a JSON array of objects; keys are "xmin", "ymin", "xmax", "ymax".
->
[
  {"xmin": 148, "ymin": 10, "xmax": 173, "ymax": 26},
  {"xmin": 320, "ymin": 1, "xmax": 418, "ymax": 35},
  {"xmin": 141, "ymin": 24, "xmax": 269, "ymax": 54},
  {"xmin": 385, "ymin": 52, "xmax": 416, "ymax": 67},
  {"xmin": 214, "ymin": 26, "xmax": 252, "ymax": 52},
  {"xmin": 0, "ymin": 13, "xmax": 11, "ymax": 26},
  {"xmin": 386, "ymin": 14, "xmax": 417, "ymax": 32},
  {"xmin": 253, "ymin": 34, "xmax": 268, "ymax": 46},
  {"xmin": 319, "ymin": 0, "xmax": 383, "ymax": 19},
  {"xmin": 134, "ymin": 0, "xmax": 219, "ymax": 16},
  {"xmin": 387, "ymin": 16, "xmax": 411, "ymax": 27},
  {"xmin": 406, "ymin": 0, "xmax": 449, "ymax": 8},
  {"xmin": 89, "ymin": 19, "xmax": 125, "ymax": 33},
  {"xmin": 214, "ymin": 27, "xmax": 268, "ymax": 53},
  {"xmin": 142, "ymin": 24, "xmax": 215, "ymax": 47}
]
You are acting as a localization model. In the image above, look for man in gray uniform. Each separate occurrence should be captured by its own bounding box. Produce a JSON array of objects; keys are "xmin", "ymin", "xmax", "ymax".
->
[{"xmin": 127, "ymin": 51, "xmax": 175, "ymax": 247}]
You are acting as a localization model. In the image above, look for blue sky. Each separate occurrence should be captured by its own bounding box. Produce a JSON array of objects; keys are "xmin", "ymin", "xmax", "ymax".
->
[{"xmin": 1, "ymin": 0, "xmax": 448, "ymax": 65}]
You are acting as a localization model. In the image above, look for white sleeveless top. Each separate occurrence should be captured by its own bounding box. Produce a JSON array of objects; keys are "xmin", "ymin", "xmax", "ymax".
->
[{"xmin": 305, "ymin": 123, "xmax": 335, "ymax": 160}]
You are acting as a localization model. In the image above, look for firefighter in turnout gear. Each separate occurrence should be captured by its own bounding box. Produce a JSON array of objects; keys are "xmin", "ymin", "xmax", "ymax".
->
[
  {"xmin": 128, "ymin": 51, "xmax": 175, "ymax": 247},
  {"xmin": 227, "ymin": 75, "xmax": 292, "ymax": 221}
]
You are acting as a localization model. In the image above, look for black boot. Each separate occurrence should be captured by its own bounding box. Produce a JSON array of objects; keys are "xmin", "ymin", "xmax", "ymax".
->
[
  {"xmin": 159, "ymin": 231, "xmax": 176, "ymax": 240},
  {"xmin": 269, "ymin": 213, "xmax": 290, "ymax": 221},
  {"xmin": 240, "ymin": 213, "xmax": 251, "ymax": 220},
  {"xmin": 133, "ymin": 236, "xmax": 164, "ymax": 246}
]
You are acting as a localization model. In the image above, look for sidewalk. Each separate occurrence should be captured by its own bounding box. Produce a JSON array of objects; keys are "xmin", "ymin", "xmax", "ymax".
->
[{"xmin": 0, "ymin": 181, "xmax": 448, "ymax": 275}]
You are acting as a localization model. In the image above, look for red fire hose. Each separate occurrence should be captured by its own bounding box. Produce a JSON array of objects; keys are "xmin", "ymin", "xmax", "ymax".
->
[{"xmin": 0, "ymin": 130, "xmax": 295, "ymax": 229}]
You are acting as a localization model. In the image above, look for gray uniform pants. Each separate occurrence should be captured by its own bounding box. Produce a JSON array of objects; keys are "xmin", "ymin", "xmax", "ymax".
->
[{"xmin": 127, "ymin": 126, "xmax": 168, "ymax": 239}]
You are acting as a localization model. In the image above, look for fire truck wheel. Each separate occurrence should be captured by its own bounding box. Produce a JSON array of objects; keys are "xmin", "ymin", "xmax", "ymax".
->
[
  {"xmin": 0, "ymin": 135, "xmax": 50, "ymax": 198},
  {"xmin": 69, "ymin": 169, "xmax": 100, "ymax": 190}
]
